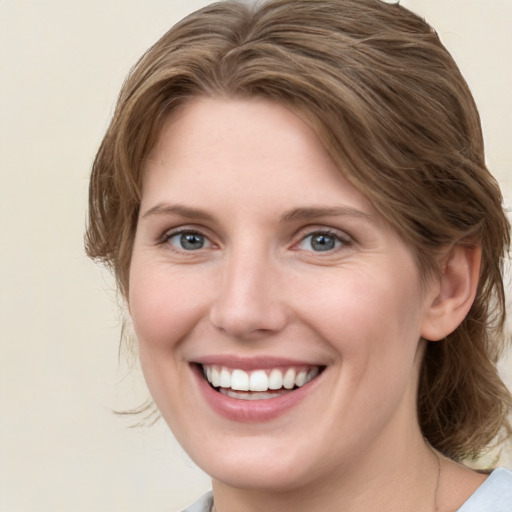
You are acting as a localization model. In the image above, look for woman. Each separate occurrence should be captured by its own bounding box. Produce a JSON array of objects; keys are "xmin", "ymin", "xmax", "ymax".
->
[{"xmin": 86, "ymin": 0, "xmax": 512, "ymax": 510}]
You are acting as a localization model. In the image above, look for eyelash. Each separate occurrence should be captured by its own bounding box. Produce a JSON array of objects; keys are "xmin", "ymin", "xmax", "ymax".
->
[
  {"xmin": 295, "ymin": 229, "xmax": 352, "ymax": 253},
  {"xmin": 158, "ymin": 227, "xmax": 352, "ymax": 254},
  {"xmin": 160, "ymin": 228, "xmax": 212, "ymax": 251}
]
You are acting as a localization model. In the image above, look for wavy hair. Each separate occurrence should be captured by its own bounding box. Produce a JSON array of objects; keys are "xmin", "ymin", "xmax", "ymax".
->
[{"xmin": 85, "ymin": 0, "xmax": 511, "ymax": 460}]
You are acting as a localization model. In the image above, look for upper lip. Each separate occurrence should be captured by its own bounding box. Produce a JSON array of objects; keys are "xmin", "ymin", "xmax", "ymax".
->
[{"xmin": 192, "ymin": 354, "xmax": 325, "ymax": 371}]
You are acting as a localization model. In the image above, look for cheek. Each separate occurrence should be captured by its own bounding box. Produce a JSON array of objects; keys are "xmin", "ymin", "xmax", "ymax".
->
[
  {"xmin": 128, "ymin": 261, "xmax": 207, "ymax": 350},
  {"xmin": 295, "ymin": 261, "xmax": 425, "ymax": 395},
  {"xmin": 298, "ymin": 264, "xmax": 423, "ymax": 343},
  {"xmin": 127, "ymin": 262, "xmax": 210, "ymax": 423}
]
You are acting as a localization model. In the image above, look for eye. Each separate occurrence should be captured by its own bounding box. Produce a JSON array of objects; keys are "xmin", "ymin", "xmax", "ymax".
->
[
  {"xmin": 297, "ymin": 231, "xmax": 345, "ymax": 252},
  {"xmin": 166, "ymin": 230, "xmax": 211, "ymax": 251}
]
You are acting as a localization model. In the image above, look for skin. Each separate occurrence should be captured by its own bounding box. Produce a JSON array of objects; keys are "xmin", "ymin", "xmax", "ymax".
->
[{"xmin": 128, "ymin": 97, "xmax": 485, "ymax": 512}]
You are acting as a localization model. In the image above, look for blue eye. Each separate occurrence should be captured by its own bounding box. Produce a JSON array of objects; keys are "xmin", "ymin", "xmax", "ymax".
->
[
  {"xmin": 167, "ymin": 231, "xmax": 209, "ymax": 251},
  {"xmin": 299, "ymin": 232, "xmax": 343, "ymax": 252}
]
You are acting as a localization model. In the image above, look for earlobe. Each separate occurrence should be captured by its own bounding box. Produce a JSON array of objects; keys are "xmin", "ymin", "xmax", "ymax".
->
[{"xmin": 421, "ymin": 243, "xmax": 481, "ymax": 342}]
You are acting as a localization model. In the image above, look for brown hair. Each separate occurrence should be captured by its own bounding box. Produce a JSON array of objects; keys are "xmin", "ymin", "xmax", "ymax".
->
[{"xmin": 86, "ymin": 0, "xmax": 511, "ymax": 461}]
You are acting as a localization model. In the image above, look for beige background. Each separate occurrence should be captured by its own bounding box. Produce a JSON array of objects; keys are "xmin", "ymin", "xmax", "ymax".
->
[{"xmin": 0, "ymin": 1, "xmax": 510, "ymax": 510}]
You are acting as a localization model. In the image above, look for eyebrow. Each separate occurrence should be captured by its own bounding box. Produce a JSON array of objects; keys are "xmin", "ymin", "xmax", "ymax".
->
[
  {"xmin": 280, "ymin": 206, "xmax": 375, "ymax": 224},
  {"xmin": 142, "ymin": 203, "xmax": 375, "ymax": 225},
  {"xmin": 141, "ymin": 203, "xmax": 215, "ymax": 222}
]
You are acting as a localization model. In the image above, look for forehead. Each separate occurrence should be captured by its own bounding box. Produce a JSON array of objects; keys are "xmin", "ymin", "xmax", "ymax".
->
[{"xmin": 142, "ymin": 96, "xmax": 377, "ymax": 216}]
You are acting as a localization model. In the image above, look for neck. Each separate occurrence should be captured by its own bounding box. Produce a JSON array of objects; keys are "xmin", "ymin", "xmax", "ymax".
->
[{"xmin": 211, "ymin": 430, "xmax": 441, "ymax": 512}]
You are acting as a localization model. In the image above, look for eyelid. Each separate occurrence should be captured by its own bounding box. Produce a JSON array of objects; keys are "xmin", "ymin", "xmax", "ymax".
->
[
  {"xmin": 160, "ymin": 226, "xmax": 201, "ymax": 242},
  {"xmin": 156, "ymin": 224, "xmax": 353, "ymax": 253},
  {"xmin": 159, "ymin": 225, "xmax": 217, "ymax": 250},
  {"xmin": 293, "ymin": 226, "xmax": 354, "ymax": 252},
  {"xmin": 296, "ymin": 225, "xmax": 352, "ymax": 242}
]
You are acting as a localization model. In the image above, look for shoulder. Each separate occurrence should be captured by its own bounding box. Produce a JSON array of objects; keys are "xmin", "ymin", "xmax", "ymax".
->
[
  {"xmin": 457, "ymin": 467, "xmax": 512, "ymax": 512},
  {"xmin": 179, "ymin": 491, "xmax": 213, "ymax": 512}
]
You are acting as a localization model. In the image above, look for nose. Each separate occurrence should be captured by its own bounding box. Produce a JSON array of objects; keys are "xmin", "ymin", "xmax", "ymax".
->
[{"xmin": 209, "ymin": 247, "xmax": 288, "ymax": 339}]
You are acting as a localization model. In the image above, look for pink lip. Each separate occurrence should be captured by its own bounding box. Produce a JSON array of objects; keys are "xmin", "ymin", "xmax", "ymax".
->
[
  {"xmin": 193, "ymin": 354, "xmax": 323, "ymax": 371},
  {"xmin": 191, "ymin": 363, "xmax": 322, "ymax": 422}
]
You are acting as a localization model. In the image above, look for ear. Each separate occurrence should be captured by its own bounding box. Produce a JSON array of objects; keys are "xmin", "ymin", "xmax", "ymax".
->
[{"xmin": 421, "ymin": 243, "xmax": 481, "ymax": 342}]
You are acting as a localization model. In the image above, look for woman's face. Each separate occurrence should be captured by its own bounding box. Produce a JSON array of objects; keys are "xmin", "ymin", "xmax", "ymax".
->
[{"xmin": 129, "ymin": 97, "xmax": 439, "ymax": 492}]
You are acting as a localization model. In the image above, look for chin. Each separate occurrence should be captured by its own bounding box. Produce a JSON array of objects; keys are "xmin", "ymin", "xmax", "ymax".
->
[
  {"xmin": 180, "ymin": 428, "xmax": 336, "ymax": 493},
  {"xmin": 208, "ymin": 456, "xmax": 314, "ymax": 492}
]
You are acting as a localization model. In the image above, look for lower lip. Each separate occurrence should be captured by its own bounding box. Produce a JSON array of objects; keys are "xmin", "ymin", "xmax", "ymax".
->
[{"xmin": 192, "ymin": 365, "xmax": 320, "ymax": 422}]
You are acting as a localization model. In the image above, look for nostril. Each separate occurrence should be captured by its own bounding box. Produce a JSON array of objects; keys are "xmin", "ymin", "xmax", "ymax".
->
[
  {"xmin": 210, "ymin": 307, "xmax": 278, "ymax": 338},
  {"xmin": 208, "ymin": 257, "xmax": 288, "ymax": 337},
  {"xmin": 209, "ymin": 291, "xmax": 288, "ymax": 338}
]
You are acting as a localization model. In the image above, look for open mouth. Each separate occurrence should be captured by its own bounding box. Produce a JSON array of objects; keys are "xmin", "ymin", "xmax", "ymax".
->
[{"xmin": 198, "ymin": 364, "xmax": 324, "ymax": 401}]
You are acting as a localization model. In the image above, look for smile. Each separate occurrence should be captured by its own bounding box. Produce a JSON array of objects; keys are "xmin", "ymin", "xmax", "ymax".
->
[
  {"xmin": 191, "ymin": 358, "xmax": 326, "ymax": 421},
  {"xmin": 201, "ymin": 364, "xmax": 321, "ymax": 400}
]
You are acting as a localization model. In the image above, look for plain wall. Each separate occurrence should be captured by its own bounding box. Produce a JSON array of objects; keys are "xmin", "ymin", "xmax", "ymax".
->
[{"xmin": 0, "ymin": 1, "xmax": 510, "ymax": 510}]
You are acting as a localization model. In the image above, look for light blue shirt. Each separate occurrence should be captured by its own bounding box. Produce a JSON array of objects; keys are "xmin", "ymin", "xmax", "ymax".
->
[
  {"xmin": 457, "ymin": 467, "xmax": 512, "ymax": 512},
  {"xmin": 181, "ymin": 467, "xmax": 512, "ymax": 511}
]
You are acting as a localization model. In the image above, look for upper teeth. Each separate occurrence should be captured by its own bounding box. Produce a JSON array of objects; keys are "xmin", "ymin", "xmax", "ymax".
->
[{"xmin": 203, "ymin": 365, "xmax": 319, "ymax": 392}]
